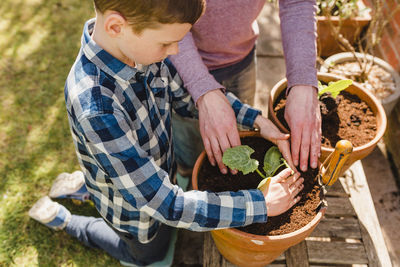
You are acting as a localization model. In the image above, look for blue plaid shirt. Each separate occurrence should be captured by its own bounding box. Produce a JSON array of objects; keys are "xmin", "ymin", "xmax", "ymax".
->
[{"xmin": 65, "ymin": 19, "xmax": 267, "ymax": 243}]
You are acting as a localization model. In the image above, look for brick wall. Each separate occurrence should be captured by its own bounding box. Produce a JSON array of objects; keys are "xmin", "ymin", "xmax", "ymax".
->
[{"xmin": 364, "ymin": 0, "xmax": 400, "ymax": 71}]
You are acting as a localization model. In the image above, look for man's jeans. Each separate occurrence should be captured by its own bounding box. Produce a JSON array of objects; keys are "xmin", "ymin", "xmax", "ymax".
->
[
  {"xmin": 65, "ymin": 215, "xmax": 173, "ymax": 266},
  {"xmin": 172, "ymin": 56, "xmax": 256, "ymax": 174}
]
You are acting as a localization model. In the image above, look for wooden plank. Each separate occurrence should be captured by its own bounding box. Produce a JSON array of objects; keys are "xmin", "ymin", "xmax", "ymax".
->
[
  {"xmin": 359, "ymin": 222, "xmax": 382, "ymax": 267},
  {"xmin": 310, "ymin": 217, "xmax": 362, "ymax": 239},
  {"xmin": 325, "ymin": 196, "xmax": 356, "ymax": 217},
  {"xmin": 285, "ymin": 240, "xmax": 309, "ymax": 267},
  {"xmin": 340, "ymin": 161, "xmax": 392, "ymax": 267},
  {"xmin": 306, "ymin": 240, "xmax": 368, "ymax": 264},
  {"xmin": 204, "ymin": 232, "xmax": 228, "ymax": 267}
]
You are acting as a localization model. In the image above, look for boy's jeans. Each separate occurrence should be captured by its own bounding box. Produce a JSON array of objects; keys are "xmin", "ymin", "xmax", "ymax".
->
[
  {"xmin": 172, "ymin": 56, "xmax": 256, "ymax": 175},
  {"xmin": 66, "ymin": 215, "xmax": 173, "ymax": 266}
]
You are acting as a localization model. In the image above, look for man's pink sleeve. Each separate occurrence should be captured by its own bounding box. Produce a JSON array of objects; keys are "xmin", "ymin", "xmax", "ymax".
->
[
  {"xmin": 169, "ymin": 32, "xmax": 223, "ymax": 103},
  {"xmin": 279, "ymin": 0, "xmax": 318, "ymax": 90}
]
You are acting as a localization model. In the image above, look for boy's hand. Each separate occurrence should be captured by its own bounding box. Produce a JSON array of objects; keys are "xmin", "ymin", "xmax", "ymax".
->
[
  {"xmin": 262, "ymin": 168, "xmax": 303, "ymax": 217},
  {"xmin": 255, "ymin": 116, "xmax": 297, "ymax": 172}
]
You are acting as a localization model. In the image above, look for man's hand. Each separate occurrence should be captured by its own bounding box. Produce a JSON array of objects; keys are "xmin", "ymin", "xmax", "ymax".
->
[
  {"xmin": 197, "ymin": 89, "xmax": 240, "ymax": 174},
  {"xmin": 262, "ymin": 168, "xmax": 303, "ymax": 217},
  {"xmin": 284, "ymin": 85, "xmax": 321, "ymax": 172}
]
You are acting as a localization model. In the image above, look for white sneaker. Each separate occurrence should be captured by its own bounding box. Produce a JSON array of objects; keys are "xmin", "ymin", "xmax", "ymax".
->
[
  {"xmin": 28, "ymin": 196, "xmax": 71, "ymax": 230},
  {"xmin": 49, "ymin": 171, "xmax": 90, "ymax": 201}
]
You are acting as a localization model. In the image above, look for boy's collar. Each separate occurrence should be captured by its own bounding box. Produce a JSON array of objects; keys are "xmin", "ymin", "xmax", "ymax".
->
[{"xmin": 81, "ymin": 18, "xmax": 143, "ymax": 81}]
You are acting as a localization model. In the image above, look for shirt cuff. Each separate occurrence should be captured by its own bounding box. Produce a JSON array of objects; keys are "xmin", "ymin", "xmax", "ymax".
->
[
  {"xmin": 234, "ymin": 102, "xmax": 262, "ymax": 128},
  {"xmin": 243, "ymin": 189, "xmax": 268, "ymax": 225}
]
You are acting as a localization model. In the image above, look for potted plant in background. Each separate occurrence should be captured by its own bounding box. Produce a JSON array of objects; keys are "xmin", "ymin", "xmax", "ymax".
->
[
  {"xmin": 316, "ymin": 0, "xmax": 371, "ymax": 57},
  {"xmin": 192, "ymin": 131, "xmax": 327, "ymax": 267},
  {"xmin": 319, "ymin": 0, "xmax": 400, "ymax": 115},
  {"xmin": 268, "ymin": 73, "xmax": 387, "ymax": 174}
]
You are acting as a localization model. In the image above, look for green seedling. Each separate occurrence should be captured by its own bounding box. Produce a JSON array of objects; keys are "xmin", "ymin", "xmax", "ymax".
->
[
  {"xmin": 318, "ymin": 79, "xmax": 353, "ymax": 99},
  {"xmin": 222, "ymin": 145, "xmax": 290, "ymax": 192}
]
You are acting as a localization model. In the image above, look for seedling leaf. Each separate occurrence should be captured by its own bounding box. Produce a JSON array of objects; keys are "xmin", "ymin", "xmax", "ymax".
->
[
  {"xmin": 263, "ymin": 146, "xmax": 285, "ymax": 177},
  {"xmin": 318, "ymin": 79, "xmax": 352, "ymax": 98},
  {"xmin": 222, "ymin": 145, "xmax": 259, "ymax": 175}
]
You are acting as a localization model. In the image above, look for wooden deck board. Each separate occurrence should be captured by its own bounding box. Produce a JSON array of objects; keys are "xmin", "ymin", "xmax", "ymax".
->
[
  {"xmin": 340, "ymin": 161, "xmax": 392, "ymax": 267},
  {"xmin": 284, "ymin": 241, "xmax": 309, "ymax": 267},
  {"xmin": 307, "ymin": 240, "xmax": 368, "ymax": 264},
  {"xmin": 310, "ymin": 217, "xmax": 361, "ymax": 239}
]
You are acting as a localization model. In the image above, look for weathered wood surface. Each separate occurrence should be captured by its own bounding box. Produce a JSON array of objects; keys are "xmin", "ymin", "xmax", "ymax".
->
[
  {"xmin": 310, "ymin": 216, "xmax": 361, "ymax": 239},
  {"xmin": 341, "ymin": 161, "xmax": 392, "ymax": 267},
  {"xmin": 203, "ymin": 164, "xmax": 390, "ymax": 266},
  {"xmin": 284, "ymin": 241, "xmax": 309, "ymax": 267},
  {"xmin": 307, "ymin": 240, "xmax": 368, "ymax": 264}
]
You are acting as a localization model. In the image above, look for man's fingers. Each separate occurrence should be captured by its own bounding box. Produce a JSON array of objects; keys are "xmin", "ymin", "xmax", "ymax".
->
[
  {"xmin": 203, "ymin": 137, "xmax": 216, "ymax": 166},
  {"xmin": 226, "ymin": 130, "xmax": 241, "ymax": 175},
  {"xmin": 217, "ymin": 134, "xmax": 232, "ymax": 174},
  {"xmin": 227, "ymin": 127, "xmax": 241, "ymax": 147},
  {"xmin": 290, "ymin": 128, "xmax": 301, "ymax": 168},
  {"xmin": 299, "ymin": 127, "xmax": 311, "ymax": 172},
  {"xmin": 210, "ymin": 137, "xmax": 227, "ymax": 174},
  {"xmin": 310, "ymin": 111, "xmax": 322, "ymax": 168},
  {"xmin": 309, "ymin": 129, "xmax": 320, "ymax": 169}
]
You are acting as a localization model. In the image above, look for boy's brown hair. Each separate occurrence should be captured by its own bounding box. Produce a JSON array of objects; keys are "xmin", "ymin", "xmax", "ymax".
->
[{"xmin": 94, "ymin": 0, "xmax": 205, "ymax": 33}]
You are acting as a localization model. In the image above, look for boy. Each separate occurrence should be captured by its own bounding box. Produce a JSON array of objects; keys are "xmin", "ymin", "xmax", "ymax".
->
[{"xmin": 29, "ymin": 0, "xmax": 304, "ymax": 266}]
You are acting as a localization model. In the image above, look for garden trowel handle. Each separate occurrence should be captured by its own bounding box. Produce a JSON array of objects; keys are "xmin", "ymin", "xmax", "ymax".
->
[{"xmin": 321, "ymin": 140, "xmax": 353, "ymax": 186}]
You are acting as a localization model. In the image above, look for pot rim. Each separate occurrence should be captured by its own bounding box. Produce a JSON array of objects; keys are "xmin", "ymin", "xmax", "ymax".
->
[
  {"xmin": 191, "ymin": 131, "xmax": 327, "ymax": 240},
  {"xmin": 268, "ymin": 72, "xmax": 387, "ymax": 153},
  {"xmin": 320, "ymin": 52, "xmax": 400, "ymax": 106}
]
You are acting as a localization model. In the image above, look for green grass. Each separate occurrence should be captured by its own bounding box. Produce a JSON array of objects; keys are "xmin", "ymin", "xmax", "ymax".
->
[{"xmin": 0, "ymin": 0, "xmax": 120, "ymax": 265}]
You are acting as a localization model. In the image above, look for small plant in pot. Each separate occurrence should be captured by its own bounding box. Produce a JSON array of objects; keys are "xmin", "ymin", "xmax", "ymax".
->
[
  {"xmin": 316, "ymin": 0, "xmax": 371, "ymax": 57},
  {"xmin": 319, "ymin": 0, "xmax": 400, "ymax": 115},
  {"xmin": 222, "ymin": 144, "xmax": 291, "ymax": 192},
  {"xmin": 192, "ymin": 131, "xmax": 327, "ymax": 267},
  {"xmin": 268, "ymin": 72, "xmax": 387, "ymax": 174}
]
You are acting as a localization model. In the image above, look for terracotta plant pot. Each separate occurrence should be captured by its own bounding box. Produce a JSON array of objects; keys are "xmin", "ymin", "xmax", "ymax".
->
[
  {"xmin": 268, "ymin": 72, "xmax": 387, "ymax": 175},
  {"xmin": 317, "ymin": 1, "xmax": 371, "ymax": 57},
  {"xmin": 192, "ymin": 131, "xmax": 326, "ymax": 267},
  {"xmin": 317, "ymin": 15, "xmax": 371, "ymax": 58},
  {"xmin": 320, "ymin": 52, "xmax": 400, "ymax": 115}
]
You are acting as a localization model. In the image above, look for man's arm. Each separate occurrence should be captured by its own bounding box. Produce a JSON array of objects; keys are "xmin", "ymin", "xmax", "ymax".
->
[
  {"xmin": 169, "ymin": 32, "xmax": 223, "ymax": 103},
  {"xmin": 279, "ymin": 0, "xmax": 320, "ymax": 171},
  {"xmin": 167, "ymin": 48, "xmax": 241, "ymax": 174}
]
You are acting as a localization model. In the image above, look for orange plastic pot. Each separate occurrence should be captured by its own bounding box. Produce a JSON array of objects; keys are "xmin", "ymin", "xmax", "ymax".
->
[
  {"xmin": 268, "ymin": 72, "xmax": 387, "ymax": 175},
  {"xmin": 192, "ymin": 131, "xmax": 326, "ymax": 267}
]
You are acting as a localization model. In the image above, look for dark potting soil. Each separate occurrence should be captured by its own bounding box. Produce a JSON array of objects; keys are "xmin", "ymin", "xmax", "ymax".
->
[
  {"xmin": 198, "ymin": 136, "xmax": 322, "ymax": 236},
  {"xmin": 274, "ymin": 90, "xmax": 377, "ymax": 148}
]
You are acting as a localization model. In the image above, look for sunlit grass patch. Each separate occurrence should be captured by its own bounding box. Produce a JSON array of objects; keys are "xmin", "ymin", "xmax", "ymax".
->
[{"xmin": 0, "ymin": 0, "xmax": 122, "ymax": 265}]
